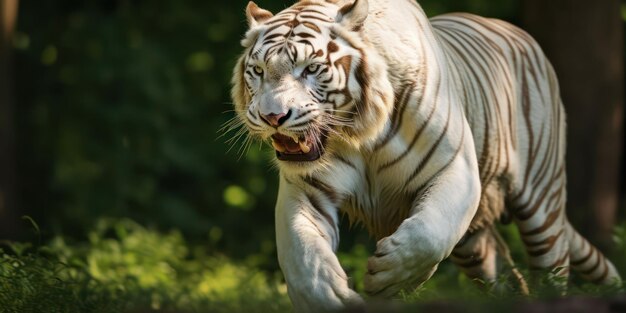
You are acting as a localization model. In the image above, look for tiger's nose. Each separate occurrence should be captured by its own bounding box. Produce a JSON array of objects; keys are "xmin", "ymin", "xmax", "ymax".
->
[{"xmin": 260, "ymin": 110, "xmax": 291, "ymax": 127}]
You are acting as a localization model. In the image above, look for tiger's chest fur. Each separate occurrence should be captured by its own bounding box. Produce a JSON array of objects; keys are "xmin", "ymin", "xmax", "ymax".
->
[
  {"xmin": 335, "ymin": 149, "xmax": 422, "ymax": 239},
  {"xmin": 323, "ymin": 121, "xmax": 469, "ymax": 240}
]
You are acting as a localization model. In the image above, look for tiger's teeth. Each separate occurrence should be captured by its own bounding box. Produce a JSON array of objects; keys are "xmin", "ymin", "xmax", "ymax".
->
[
  {"xmin": 292, "ymin": 135, "xmax": 299, "ymax": 143},
  {"xmin": 299, "ymin": 141, "xmax": 311, "ymax": 153},
  {"xmin": 272, "ymin": 140, "xmax": 286, "ymax": 152}
]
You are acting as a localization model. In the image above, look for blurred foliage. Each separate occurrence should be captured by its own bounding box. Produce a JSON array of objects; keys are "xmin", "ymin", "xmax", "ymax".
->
[
  {"xmin": 0, "ymin": 219, "xmax": 290, "ymax": 312},
  {"xmin": 15, "ymin": 0, "xmax": 283, "ymax": 261},
  {"xmin": 1, "ymin": 219, "xmax": 624, "ymax": 312}
]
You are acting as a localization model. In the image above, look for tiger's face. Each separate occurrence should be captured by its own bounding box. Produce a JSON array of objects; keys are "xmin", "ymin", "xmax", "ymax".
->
[{"xmin": 232, "ymin": 0, "xmax": 393, "ymax": 172}]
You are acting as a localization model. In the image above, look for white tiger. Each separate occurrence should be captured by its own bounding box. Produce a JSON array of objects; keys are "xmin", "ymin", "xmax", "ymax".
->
[{"xmin": 230, "ymin": 0, "xmax": 622, "ymax": 311}]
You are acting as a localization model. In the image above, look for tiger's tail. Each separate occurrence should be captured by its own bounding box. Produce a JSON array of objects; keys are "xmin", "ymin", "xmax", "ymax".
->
[{"xmin": 566, "ymin": 221, "xmax": 621, "ymax": 285}]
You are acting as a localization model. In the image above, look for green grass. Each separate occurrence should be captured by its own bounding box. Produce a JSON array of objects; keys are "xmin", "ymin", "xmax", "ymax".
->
[
  {"xmin": 0, "ymin": 219, "xmax": 290, "ymax": 313},
  {"xmin": 1, "ymin": 220, "xmax": 625, "ymax": 313}
]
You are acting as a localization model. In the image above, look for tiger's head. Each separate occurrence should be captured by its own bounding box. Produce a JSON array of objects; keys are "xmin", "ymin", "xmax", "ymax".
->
[{"xmin": 231, "ymin": 0, "xmax": 393, "ymax": 173}]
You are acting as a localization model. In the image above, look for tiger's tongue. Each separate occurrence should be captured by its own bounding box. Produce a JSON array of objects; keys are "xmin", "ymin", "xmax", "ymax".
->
[
  {"xmin": 273, "ymin": 133, "xmax": 301, "ymax": 153},
  {"xmin": 283, "ymin": 140, "xmax": 300, "ymax": 153}
]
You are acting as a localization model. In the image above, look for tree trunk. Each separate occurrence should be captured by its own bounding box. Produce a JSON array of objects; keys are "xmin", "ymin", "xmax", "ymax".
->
[
  {"xmin": 521, "ymin": 0, "xmax": 624, "ymax": 249},
  {"xmin": 0, "ymin": 0, "xmax": 19, "ymax": 239}
]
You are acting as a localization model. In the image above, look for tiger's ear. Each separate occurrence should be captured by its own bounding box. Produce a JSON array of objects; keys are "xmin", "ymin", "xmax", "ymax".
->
[
  {"xmin": 336, "ymin": 0, "xmax": 368, "ymax": 31},
  {"xmin": 246, "ymin": 1, "xmax": 273, "ymax": 28}
]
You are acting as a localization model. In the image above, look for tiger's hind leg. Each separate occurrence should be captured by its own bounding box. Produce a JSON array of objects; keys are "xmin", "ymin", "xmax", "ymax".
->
[
  {"xmin": 450, "ymin": 228, "xmax": 498, "ymax": 287},
  {"xmin": 451, "ymin": 226, "xmax": 529, "ymax": 294},
  {"xmin": 511, "ymin": 138, "xmax": 621, "ymax": 289},
  {"xmin": 511, "ymin": 168, "xmax": 571, "ymax": 288}
]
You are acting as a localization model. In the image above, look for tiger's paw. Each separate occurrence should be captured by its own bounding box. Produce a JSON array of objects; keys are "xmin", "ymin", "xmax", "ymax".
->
[
  {"xmin": 286, "ymin": 259, "xmax": 365, "ymax": 313},
  {"xmin": 290, "ymin": 282, "xmax": 364, "ymax": 313},
  {"xmin": 363, "ymin": 231, "xmax": 441, "ymax": 297}
]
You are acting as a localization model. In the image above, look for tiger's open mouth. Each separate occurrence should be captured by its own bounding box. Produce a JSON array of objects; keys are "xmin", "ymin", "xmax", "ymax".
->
[{"xmin": 271, "ymin": 132, "xmax": 326, "ymax": 162}]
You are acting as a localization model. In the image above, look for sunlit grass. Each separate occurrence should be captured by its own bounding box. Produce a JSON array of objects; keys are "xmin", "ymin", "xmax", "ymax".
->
[
  {"xmin": 0, "ymin": 219, "xmax": 290, "ymax": 313},
  {"xmin": 1, "ymin": 219, "xmax": 625, "ymax": 312}
]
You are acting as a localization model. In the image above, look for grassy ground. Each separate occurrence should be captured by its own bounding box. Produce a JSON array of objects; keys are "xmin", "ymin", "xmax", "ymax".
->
[{"xmin": 1, "ymin": 219, "xmax": 625, "ymax": 313}]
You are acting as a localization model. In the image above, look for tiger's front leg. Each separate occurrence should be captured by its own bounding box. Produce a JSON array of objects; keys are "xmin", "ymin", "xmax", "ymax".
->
[
  {"xmin": 364, "ymin": 148, "xmax": 482, "ymax": 297},
  {"xmin": 275, "ymin": 176, "xmax": 363, "ymax": 312}
]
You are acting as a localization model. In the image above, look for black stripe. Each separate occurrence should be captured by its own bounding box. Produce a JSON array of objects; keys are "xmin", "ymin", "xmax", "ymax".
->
[
  {"xmin": 377, "ymin": 84, "xmax": 437, "ymax": 173},
  {"xmin": 404, "ymin": 87, "xmax": 453, "ymax": 185},
  {"xmin": 303, "ymin": 176, "xmax": 339, "ymax": 204},
  {"xmin": 335, "ymin": 154, "xmax": 357, "ymax": 170},
  {"xmin": 304, "ymin": 192, "xmax": 338, "ymax": 247}
]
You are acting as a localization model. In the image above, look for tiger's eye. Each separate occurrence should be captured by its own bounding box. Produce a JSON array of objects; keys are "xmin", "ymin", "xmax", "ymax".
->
[
  {"xmin": 307, "ymin": 63, "xmax": 320, "ymax": 73},
  {"xmin": 253, "ymin": 65, "xmax": 264, "ymax": 75}
]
